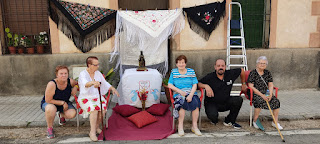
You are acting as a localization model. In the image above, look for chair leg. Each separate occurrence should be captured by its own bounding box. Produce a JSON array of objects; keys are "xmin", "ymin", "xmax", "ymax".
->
[
  {"xmin": 76, "ymin": 108, "xmax": 79, "ymax": 131},
  {"xmin": 250, "ymin": 105, "xmax": 253, "ymax": 127},
  {"xmin": 171, "ymin": 106, "xmax": 175, "ymax": 131},
  {"xmin": 198, "ymin": 110, "xmax": 201, "ymax": 130}
]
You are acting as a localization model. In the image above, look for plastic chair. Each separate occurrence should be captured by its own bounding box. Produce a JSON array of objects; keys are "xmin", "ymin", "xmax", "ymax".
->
[
  {"xmin": 168, "ymin": 88, "xmax": 204, "ymax": 130},
  {"xmin": 73, "ymin": 84, "xmax": 111, "ymax": 130},
  {"xmin": 239, "ymin": 70, "xmax": 279, "ymax": 127}
]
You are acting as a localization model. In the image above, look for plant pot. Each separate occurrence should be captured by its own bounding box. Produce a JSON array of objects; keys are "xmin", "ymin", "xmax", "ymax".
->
[
  {"xmin": 8, "ymin": 46, "xmax": 16, "ymax": 54},
  {"xmin": 162, "ymin": 83, "xmax": 171, "ymax": 104},
  {"xmin": 26, "ymin": 47, "xmax": 35, "ymax": 54},
  {"xmin": 36, "ymin": 45, "xmax": 44, "ymax": 54},
  {"xmin": 17, "ymin": 47, "xmax": 24, "ymax": 54}
]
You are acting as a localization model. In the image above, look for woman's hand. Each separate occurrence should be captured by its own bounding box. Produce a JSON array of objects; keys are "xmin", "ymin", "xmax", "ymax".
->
[
  {"xmin": 93, "ymin": 81, "xmax": 100, "ymax": 88},
  {"xmin": 179, "ymin": 90, "xmax": 187, "ymax": 97},
  {"xmin": 63, "ymin": 101, "xmax": 68, "ymax": 112},
  {"xmin": 186, "ymin": 95, "xmax": 192, "ymax": 102},
  {"xmin": 261, "ymin": 95, "xmax": 268, "ymax": 101},
  {"xmin": 111, "ymin": 87, "xmax": 120, "ymax": 97},
  {"xmin": 267, "ymin": 95, "xmax": 272, "ymax": 101}
]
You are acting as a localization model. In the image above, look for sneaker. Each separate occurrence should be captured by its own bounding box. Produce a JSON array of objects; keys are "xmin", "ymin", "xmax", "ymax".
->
[
  {"xmin": 58, "ymin": 113, "xmax": 66, "ymax": 126},
  {"xmin": 223, "ymin": 121, "xmax": 232, "ymax": 127},
  {"xmin": 191, "ymin": 127, "xmax": 202, "ymax": 136},
  {"xmin": 253, "ymin": 119, "xmax": 265, "ymax": 131},
  {"xmin": 178, "ymin": 129, "xmax": 185, "ymax": 136},
  {"xmin": 232, "ymin": 122, "xmax": 242, "ymax": 129},
  {"xmin": 47, "ymin": 127, "xmax": 55, "ymax": 139},
  {"xmin": 272, "ymin": 122, "xmax": 283, "ymax": 130}
]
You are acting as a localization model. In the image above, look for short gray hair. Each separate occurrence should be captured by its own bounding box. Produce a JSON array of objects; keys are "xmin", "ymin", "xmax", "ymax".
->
[{"xmin": 256, "ymin": 56, "xmax": 268, "ymax": 65}]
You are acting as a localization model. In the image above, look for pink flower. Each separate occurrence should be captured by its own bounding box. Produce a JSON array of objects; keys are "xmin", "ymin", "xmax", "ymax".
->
[
  {"xmin": 135, "ymin": 11, "xmax": 138, "ymax": 13},
  {"xmin": 152, "ymin": 20, "xmax": 156, "ymax": 23},
  {"xmin": 205, "ymin": 16, "xmax": 210, "ymax": 20}
]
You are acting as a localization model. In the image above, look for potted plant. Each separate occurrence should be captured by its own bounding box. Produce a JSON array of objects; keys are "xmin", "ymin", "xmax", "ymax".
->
[
  {"xmin": 5, "ymin": 28, "xmax": 16, "ymax": 54},
  {"xmin": 18, "ymin": 35, "xmax": 25, "ymax": 54},
  {"xmin": 162, "ymin": 77, "xmax": 171, "ymax": 104},
  {"xmin": 21, "ymin": 35, "xmax": 34, "ymax": 54},
  {"xmin": 34, "ymin": 31, "xmax": 48, "ymax": 54}
]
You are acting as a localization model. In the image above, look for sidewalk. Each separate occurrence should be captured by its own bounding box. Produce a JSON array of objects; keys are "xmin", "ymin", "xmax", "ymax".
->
[{"xmin": 0, "ymin": 89, "xmax": 319, "ymax": 127}]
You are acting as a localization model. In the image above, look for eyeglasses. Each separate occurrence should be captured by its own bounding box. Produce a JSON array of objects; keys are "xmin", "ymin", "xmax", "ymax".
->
[{"xmin": 91, "ymin": 64, "xmax": 99, "ymax": 66}]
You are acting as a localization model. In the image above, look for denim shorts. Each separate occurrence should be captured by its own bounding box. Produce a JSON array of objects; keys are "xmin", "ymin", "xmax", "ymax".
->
[
  {"xmin": 182, "ymin": 95, "xmax": 201, "ymax": 111},
  {"xmin": 41, "ymin": 102, "xmax": 75, "ymax": 113}
]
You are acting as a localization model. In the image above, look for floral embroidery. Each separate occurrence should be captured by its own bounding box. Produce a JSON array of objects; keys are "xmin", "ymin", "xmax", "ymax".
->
[
  {"xmin": 58, "ymin": 0, "xmax": 116, "ymax": 30},
  {"xmin": 92, "ymin": 98, "xmax": 98, "ymax": 102},
  {"xmin": 87, "ymin": 106, "xmax": 91, "ymax": 112},
  {"xmin": 202, "ymin": 12, "xmax": 214, "ymax": 25},
  {"xmin": 79, "ymin": 109, "xmax": 83, "ymax": 114}
]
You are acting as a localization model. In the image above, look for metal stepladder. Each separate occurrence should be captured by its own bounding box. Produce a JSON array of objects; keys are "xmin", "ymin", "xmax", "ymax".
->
[
  {"xmin": 227, "ymin": 2, "xmax": 248, "ymax": 95},
  {"xmin": 227, "ymin": 2, "xmax": 254, "ymax": 127}
]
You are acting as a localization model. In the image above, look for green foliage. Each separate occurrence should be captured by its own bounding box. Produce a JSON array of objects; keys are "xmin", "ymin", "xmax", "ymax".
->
[
  {"xmin": 5, "ymin": 28, "xmax": 14, "ymax": 47},
  {"xmin": 162, "ymin": 77, "xmax": 169, "ymax": 86},
  {"xmin": 21, "ymin": 36, "xmax": 33, "ymax": 47},
  {"xmin": 35, "ymin": 31, "xmax": 48, "ymax": 45},
  {"xmin": 13, "ymin": 34, "xmax": 19, "ymax": 47}
]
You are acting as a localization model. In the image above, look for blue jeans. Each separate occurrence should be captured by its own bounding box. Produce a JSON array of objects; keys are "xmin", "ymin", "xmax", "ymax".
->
[{"xmin": 41, "ymin": 102, "xmax": 75, "ymax": 113}]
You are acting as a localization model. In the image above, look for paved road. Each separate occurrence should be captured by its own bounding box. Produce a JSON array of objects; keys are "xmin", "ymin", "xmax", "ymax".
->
[{"xmin": 26, "ymin": 129, "xmax": 320, "ymax": 144}]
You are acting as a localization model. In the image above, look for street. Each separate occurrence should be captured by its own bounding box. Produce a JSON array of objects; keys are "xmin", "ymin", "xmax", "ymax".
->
[{"xmin": 1, "ymin": 119, "xmax": 320, "ymax": 143}]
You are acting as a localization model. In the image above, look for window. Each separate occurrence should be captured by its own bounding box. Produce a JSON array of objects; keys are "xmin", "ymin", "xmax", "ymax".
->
[
  {"xmin": 1, "ymin": 0, "xmax": 50, "ymax": 54},
  {"xmin": 231, "ymin": 0, "xmax": 271, "ymax": 48}
]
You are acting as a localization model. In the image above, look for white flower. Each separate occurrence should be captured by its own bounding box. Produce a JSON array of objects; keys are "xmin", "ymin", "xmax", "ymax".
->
[{"xmin": 43, "ymin": 31, "xmax": 47, "ymax": 34}]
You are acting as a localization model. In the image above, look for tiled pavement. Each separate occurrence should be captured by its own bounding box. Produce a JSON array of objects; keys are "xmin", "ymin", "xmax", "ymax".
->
[{"xmin": 0, "ymin": 89, "xmax": 319, "ymax": 127}]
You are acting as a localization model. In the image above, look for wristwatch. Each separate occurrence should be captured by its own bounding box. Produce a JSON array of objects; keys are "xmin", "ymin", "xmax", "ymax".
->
[{"xmin": 242, "ymin": 82, "xmax": 246, "ymax": 85}]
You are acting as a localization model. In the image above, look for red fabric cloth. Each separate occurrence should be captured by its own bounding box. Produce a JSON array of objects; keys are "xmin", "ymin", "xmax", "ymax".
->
[{"xmin": 98, "ymin": 109, "xmax": 174, "ymax": 140}]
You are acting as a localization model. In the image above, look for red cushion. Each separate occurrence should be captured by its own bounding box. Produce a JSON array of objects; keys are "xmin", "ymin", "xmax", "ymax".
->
[
  {"xmin": 112, "ymin": 105, "xmax": 141, "ymax": 117},
  {"xmin": 146, "ymin": 103, "xmax": 170, "ymax": 116},
  {"xmin": 128, "ymin": 111, "xmax": 158, "ymax": 128}
]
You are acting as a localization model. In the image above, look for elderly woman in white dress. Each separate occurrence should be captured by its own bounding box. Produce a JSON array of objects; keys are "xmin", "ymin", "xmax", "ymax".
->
[{"xmin": 78, "ymin": 56, "xmax": 119, "ymax": 141}]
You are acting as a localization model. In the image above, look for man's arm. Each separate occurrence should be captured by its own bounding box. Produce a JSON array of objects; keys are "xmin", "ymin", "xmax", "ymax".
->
[
  {"xmin": 198, "ymin": 82, "xmax": 214, "ymax": 97},
  {"xmin": 240, "ymin": 68, "xmax": 247, "ymax": 92}
]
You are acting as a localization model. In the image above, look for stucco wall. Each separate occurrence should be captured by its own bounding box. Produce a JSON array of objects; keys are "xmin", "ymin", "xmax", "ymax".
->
[
  {"xmin": 177, "ymin": 0, "xmax": 227, "ymax": 50},
  {"xmin": 171, "ymin": 48, "xmax": 320, "ymax": 90},
  {"xmin": 0, "ymin": 48, "xmax": 318, "ymax": 96},
  {"xmin": 0, "ymin": 54, "xmax": 116, "ymax": 96},
  {"xmin": 272, "ymin": 0, "xmax": 319, "ymax": 48},
  {"xmin": 50, "ymin": 0, "xmax": 114, "ymax": 54}
]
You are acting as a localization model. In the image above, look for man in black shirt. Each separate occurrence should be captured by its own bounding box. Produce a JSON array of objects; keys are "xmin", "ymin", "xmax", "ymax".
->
[{"xmin": 198, "ymin": 59, "xmax": 246, "ymax": 129}]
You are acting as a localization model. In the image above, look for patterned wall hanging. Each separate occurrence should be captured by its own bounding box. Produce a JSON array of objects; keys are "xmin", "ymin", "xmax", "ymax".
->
[
  {"xmin": 111, "ymin": 9, "xmax": 185, "ymax": 77},
  {"xmin": 183, "ymin": 0, "xmax": 226, "ymax": 41},
  {"xmin": 49, "ymin": 0, "xmax": 116, "ymax": 52}
]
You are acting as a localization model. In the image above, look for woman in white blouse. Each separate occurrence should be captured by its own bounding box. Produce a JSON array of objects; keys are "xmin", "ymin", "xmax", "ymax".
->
[{"xmin": 78, "ymin": 56, "xmax": 119, "ymax": 141}]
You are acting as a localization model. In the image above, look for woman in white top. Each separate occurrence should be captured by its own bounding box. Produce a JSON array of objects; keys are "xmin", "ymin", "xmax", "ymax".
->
[{"xmin": 78, "ymin": 56, "xmax": 119, "ymax": 141}]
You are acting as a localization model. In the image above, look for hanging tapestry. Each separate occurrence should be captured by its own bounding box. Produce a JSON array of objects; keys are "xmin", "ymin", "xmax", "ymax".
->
[
  {"xmin": 111, "ymin": 9, "xmax": 185, "ymax": 77},
  {"xmin": 183, "ymin": 0, "xmax": 226, "ymax": 41},
  {"xmin": 49, "ymin": 0, "xmax": 116, "ymax": 52}
]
